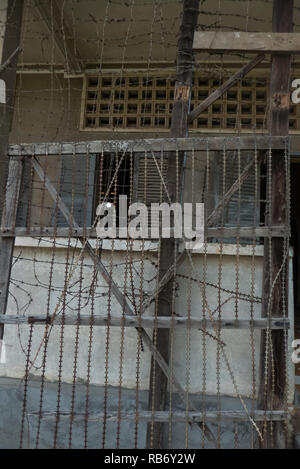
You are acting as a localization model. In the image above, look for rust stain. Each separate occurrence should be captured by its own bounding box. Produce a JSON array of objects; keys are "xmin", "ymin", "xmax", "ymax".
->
[
  {"xmin": 272, "ymin": 92, "xmax": 290, "ymax": 109},
  {"xmin": 174, "ymin": 85, "xmax": 190, "ymax": 101}
]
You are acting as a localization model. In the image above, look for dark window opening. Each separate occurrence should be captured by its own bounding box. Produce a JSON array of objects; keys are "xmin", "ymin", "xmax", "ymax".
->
[
  {"xmin": 93, "ymin": 153, "xmax": 132, "ymax": 227},
  {"xmin": 291, "ymin": 158, "xmax": 300, "ymax": 330}
]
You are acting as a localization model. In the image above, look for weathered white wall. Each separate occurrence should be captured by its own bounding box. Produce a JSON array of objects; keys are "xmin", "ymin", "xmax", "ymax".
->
[{"xmin": 0, "ymin": 240, "xmax": 294, "ymax": 402}]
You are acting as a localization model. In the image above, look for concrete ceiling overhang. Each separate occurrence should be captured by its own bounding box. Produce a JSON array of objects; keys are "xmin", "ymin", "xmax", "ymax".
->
[{"xmin": 17, "ymin": 0, "xmax": 300, "ymax": 73}]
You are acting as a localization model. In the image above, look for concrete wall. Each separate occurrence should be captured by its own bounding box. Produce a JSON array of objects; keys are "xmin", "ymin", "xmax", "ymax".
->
[
  {"xmin": 0, "ymin": 240, "xmax": 294, "ymax": 402},
  {"xmin": 10, "ymin": 74, "xmax": 171, "ymax": 144}
]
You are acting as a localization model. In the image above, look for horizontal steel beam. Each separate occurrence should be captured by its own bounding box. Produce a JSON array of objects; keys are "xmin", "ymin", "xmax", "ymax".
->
[
  {"xmin": 206, "ymin": 226, "xmax": 289, "ymax": 238},
  {"xmin": 0, "ymin": 314, "xmax": 290, "ymax": 329},
  {"xmin": 8, "ymin": 136, "xmax": 288, "ymax": 156},
  {"xmin": 27, "ymin": 409, "xmax": 288, "ymax": 422},
  {"xmin": 0, "ymin": 226, "xmax": 289, "ymax": 239}
]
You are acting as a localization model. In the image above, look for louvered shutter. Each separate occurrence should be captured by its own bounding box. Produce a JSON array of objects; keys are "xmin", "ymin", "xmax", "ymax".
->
[
  {"xmin": 134, "ymin": 153, "xmax": 168, "ymax": 204},
  {"xmin": 56, "ymin": 154, "xmax": 96, "ymax": 227},
  {"xmin": 133, "ymin": 153, "xmax": 168, "ymax": 237},
  {"xmin": 215, "ymin": 151, "xmax": 260, "ymax": 241}
]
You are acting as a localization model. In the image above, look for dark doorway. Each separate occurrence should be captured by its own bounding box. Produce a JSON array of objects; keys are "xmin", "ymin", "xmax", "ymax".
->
[{"xmin": 291, "ymin": 159, "xmax": 300, "ymax": 328}]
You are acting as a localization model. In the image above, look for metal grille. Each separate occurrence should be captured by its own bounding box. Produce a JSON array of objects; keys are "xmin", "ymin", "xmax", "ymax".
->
[
  {"xmin": 81, "ymin": 73, "xmax": 300, "ymax": 132},
  {"xmin": 0, "ymin": 136, "xmax": 292, "ymax": 449}
]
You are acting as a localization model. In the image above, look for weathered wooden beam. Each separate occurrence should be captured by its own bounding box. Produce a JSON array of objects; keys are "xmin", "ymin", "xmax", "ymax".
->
[
  {"xmin": 0, "ymin": 314, "xmax": 290, "ymax": 329},
  {"xmin": 27, "ymin": 409, "xmax": 288, "ymax": 423},
  {"xmin": 0, "ymin": 226, "xmax": 289, "ymax": 239},
  {"xmin": 0, "ymin": 1, "xmax": 24, "ymax": 340},
  {"xmin": 146, "ymin": 0, "xmax": 204, "ymax": 449},
  {"xmin": 206, "ymin": 226, "xmax": 289, "ymax": 239},
  {"xmin": 188, "ymin": 54, "xmax": 265, "ymax": 123},
  {"xmin": 259, "ymin": 0, "xmax": 293, "ymax": 450},
  {"xmin": 193, "ymin": 31, "xmax": 300, "ymax": 53},
  {"xmin": 8, "ymin": 136, "xmax": 287, "ymax": 156},
  {"xmin": 35, "ymin": 0, "xmax": 81, "ymax": 74},
  {"xmin": 207, "ymin": 153, "xmax": 264, "ymax": 227}
]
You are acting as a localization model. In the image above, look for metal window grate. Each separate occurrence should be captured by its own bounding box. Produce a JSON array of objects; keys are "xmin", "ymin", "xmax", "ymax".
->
[
  {"xmin": 3, "ymin": 136, "xmax": 291, "ymax": 449},
  {"xmin": 81, "ymin": 74, "xmax": 174, "ymax": 131},
  {"xmin": 81, "ymin": 72, "xmax": 300, "ymax": 132}
]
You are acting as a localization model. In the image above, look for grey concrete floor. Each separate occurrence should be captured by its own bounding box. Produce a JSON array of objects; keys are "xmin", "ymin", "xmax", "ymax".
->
[{"xmin": 0, "ymin": 376, "xmax": 259, "ymax": 449}]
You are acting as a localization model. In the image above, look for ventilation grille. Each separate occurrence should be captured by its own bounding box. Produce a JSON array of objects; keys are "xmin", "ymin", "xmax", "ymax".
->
[{"xmin": 82, "ymin": 72, "xmax": 300, "ymax": 132}]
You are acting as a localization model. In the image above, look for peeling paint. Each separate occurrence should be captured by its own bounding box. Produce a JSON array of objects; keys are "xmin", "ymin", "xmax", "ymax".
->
[
  {"xmin": 174, "ymin": 85, "xmax": 190, "ymax": 101},
  {"xmin": 272, "ymin": 92, "xmax": 290, "ymax": 109}
]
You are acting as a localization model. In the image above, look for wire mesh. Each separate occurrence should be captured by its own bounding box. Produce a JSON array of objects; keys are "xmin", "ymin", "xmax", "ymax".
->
[
  {"xmin": 0, "ymin": 0, "xmax": 295, "ymax": 450},
  {"xmin": 0, "ymin": 136, "xmax": 291, "ymax": 448}
]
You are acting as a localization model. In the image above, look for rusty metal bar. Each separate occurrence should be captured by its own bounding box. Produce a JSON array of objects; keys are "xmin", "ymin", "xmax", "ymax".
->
[
  {"xmin": 8, "ymin": 136, "xmax": 287, "ymax": 157},
  {"xmin": 0, "ymin": 314, "xmax": 290, "ymax": 329}
]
